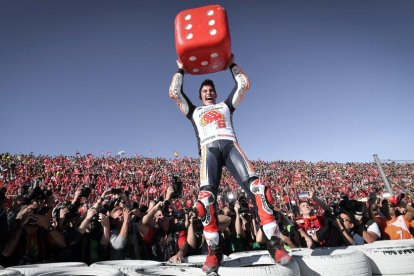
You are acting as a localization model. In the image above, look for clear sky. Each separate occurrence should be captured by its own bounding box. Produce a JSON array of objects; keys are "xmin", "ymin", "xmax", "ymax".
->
[{"xmin": 1, "ymin": 0, "xmax": 413, "ymax": 163}]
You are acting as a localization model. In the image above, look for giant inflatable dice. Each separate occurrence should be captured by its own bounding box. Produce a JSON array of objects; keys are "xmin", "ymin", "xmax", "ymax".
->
[{"xmin": 174, "ymin": 5, "xmax": 232, "ymax": 75}]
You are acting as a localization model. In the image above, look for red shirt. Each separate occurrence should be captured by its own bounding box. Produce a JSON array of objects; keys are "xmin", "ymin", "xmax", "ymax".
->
[{"xmin": 296, "ymin": 215, "xmax": 325, "ymax": 237}]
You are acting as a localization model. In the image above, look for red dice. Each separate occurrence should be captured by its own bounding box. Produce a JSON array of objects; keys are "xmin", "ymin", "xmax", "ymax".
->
[{"xmin": 174, "ymin": 5, "xmax": 232, "ymax": 75}]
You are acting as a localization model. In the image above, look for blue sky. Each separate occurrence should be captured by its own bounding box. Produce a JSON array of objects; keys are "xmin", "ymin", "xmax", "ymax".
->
[{"xmin": 1, "ymin": 0, "xmax": 413, "ymax": 163}]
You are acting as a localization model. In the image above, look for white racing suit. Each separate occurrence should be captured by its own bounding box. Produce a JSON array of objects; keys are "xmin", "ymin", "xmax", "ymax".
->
[{"xmin": 169, "ymin": 64, "xmax": 283, "ymax": 258}]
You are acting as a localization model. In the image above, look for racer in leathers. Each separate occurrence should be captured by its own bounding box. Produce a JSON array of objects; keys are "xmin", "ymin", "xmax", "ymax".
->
[{"xmin": 169, "ymin": 57, "xmax": 291, "ymax": 274}]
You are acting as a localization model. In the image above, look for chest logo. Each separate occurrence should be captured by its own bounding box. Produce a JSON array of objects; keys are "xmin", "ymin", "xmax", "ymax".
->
[{"xmin": 200, "ymin": 110, "xmax": 226, "ymax": 129}]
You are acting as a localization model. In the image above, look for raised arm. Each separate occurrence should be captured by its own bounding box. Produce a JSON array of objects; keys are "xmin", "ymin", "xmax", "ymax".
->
[
  {"xmin": 169, "ymin": 60, "xmax": 196, "ymax": 117},
  {"xmin": 309, "ymin": 190, "xmax": 332, "ymax": 213},
  {"xmin": 225, "ymin": 57, "xmax": 250, "ymax": 110}
]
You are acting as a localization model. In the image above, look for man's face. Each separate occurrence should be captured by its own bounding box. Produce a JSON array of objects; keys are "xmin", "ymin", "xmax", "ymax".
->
[
  {"xmin": 200, "ymin": 85, "xmax": 217, "ymax": 106},
  {"xmin": 299, "ymin": 202, "xmax": 312, "ymax": 216},
  {"xmin": 154, "ymin": 210, "xmax": 169, "ymax": 228},
  {"xmin": 339, "ymin": 213, "xmax": 354, "ymax": 230},
  {"xmin": 287, "ymin": 212, "xmax": 296, "ymax": 221},
  {"xmin": 110, "ymin": 208, "xmax": 123, "ymax": 222}
]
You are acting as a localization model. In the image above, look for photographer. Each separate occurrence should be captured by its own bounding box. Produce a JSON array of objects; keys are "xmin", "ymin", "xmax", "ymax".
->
[
  {"xmin": 138, "ymin": 184, "xmax": 188, "ymax": 263},
  {"xmin": 187, "ymin": 200, "xmax": 233, "ymax": 256},
  {"xmin": 331, "ymin": 209, "xmax": 360, "ymax": 246},
  {"xmin": 126, "ymin": 202, "xmax": 151, "ymax": 260},
  {"xmin": 48, "ymin": 187, "xmax": 85, "ymax": 261},
  {"xmin": 186, "ymin": 208, "xmax": 205, "ymax": 255},
  {"xmin": 294, "ymin": 190, "xmax": 366, "ymax": 247},
  {"xmin": 108, "ymin": 186, "xmax": 134, "ymax": 260},
  {"xmin": 108, "ymin": 187, "xmax": 132, "ymax": 210},
  {"xmin": 285, "ymin": 210, "xmax": 314, "ymax": 249},
  {"xmin": 75, "ymin": 188, "xmax": 111, "ymax": 264},
  {"xmin": 276, "ymin": 211, "xmax": 304, "ymax": 250},
  {"xmin": 1, "ymin": 201, "xmax": 66, "ymax": 266},
  {"xmin": 351, "ymin": 199, "xmax": 381, "ymax": 244},
  {"xmin": 316, "ymin": 197, "xmax": 367, "ymax": 246},
  {"xmin": 106, "ymin": 187, "xmax": 149, "ymax": 260},
  {"xmin": 228, "ymin": 198, "xmax": 255, "ymax": 253},
  {"xmin": 254, "ymin": 208, "xmax": 304, "ymax": 250}
]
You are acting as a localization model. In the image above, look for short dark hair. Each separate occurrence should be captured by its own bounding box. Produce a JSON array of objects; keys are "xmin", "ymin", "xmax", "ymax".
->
[
  {"xmin": 199, "ymin": 79, "xmax": 216, "ymax": 100},
  {"xmin": 339, "ymin": 209, "xmax": 358, "ymax": 226}
]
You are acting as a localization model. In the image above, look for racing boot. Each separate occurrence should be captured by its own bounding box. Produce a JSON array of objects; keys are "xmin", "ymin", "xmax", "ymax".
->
[
  {"xmin": 262, "ymin": 221, "xmax": 292, "ymax": 265},
  {"xmin": 250, "ymin": 179, "xmax": 292, "ymax": 265},
  {"xmin": 202, "ymin": 241, "xmax": 223, "ymax": 275},
  {"xmin": 266, "ymin": 236, "xmax": 292, "ymax": 265}
]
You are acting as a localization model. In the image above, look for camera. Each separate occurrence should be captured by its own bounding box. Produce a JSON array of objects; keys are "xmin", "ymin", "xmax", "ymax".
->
[
  {"xmin": 90, "ymin": 206, "xmax": 110, "ymax": 229},
  {"xmin": 238, "ymin": 195, "xmax": 250, "ymax": 214},
  {"xmin": 189, "ymin": 215, "xmax": 203, "ymax": 233},
  {"xmin": 80, "ymin": 186, "xmax": 91, "ymax": 198},
  {"xmin": 90, "ymin": 214, "xmax": 99, "ymax": 224},
  {"xmin": 65, "ymin": 204, "xmax": 81, "ymax": 221},
  {"xmin": 33, "ymin": 206, "xmax": 48, "ymax": 215},
  {"xmin": 28, "ymin": 206, "xmax": 49, "ymax": 225},
  {"xmin": 111, "ymin": 187, "xmax": 123, "ymax": 195},
  {"xmin": 325, "ymin": 203, "xmax": 341, "ymax": 223},
  {"xmin": 23, "ymin": 186, "xmax": 51, "ymax": 204},
  {"xmin": 171, "ymin": 175, "xmax": 183, "ymax": 199},
  {"xmin": 154, "ymin": 195, "xmax": 164, "ymax": 204},
  {"xmin": 174, "ymin": 209, "xmax": 186, "ymax": 220}
]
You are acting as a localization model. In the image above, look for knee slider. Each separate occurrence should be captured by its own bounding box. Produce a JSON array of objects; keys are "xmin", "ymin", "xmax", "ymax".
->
[
  {"xmin": 249, "ymin": 178, "xmax": 274, "ymax": 204},
  {"xmin": 249, "ymin": 179, "xmax": 274, "ymax": 216},
  {"xmin": 249, "ymin": 178, "xmax": 265, "ymax": 195}
]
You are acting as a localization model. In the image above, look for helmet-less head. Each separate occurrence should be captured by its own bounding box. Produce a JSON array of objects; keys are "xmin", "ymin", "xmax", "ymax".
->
[{"xmin": 199, "ymin": 79, "xmax": 217, "ymax": 106}]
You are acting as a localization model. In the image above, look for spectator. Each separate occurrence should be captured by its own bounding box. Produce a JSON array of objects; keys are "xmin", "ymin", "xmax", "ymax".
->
[
  {"xmin": 335, "ymin": 209, "xmax": 361, "ymax": 245},
  {"xmin": 138, "ymin": 186, "xmax": 188, "ymax": 263},
  {"xmin": 0, "ymin": 152, "xmax": 413, "ymax": 267},
  {"xmin": 351, "ymin": 200, "xmax": 381, "ymax": 243},
  {"xmin": 225, "ymin": 199, "xmax": 254, "ymax": 253},
  {"xmin": 75, "ymin": 189, "xmax": 111, "ymax": 264},
  {"xmin": 108, "ymin": 206, "xmax": 131, "ymax": 259},
  {"xmin": 1, "ymin": 202, "xmax": 65, "ymax": 266},
  {"xmin": 186, "ymin": 209, "xmax": 205, "ymax": 255},
  {"xmin": 371, "ymin": 202, "xmax": 388, "ymax": 240},
  {"xmin": 383, "ymin": 194, "xmax": 414, "ymax": 240},
  {"xmin": 295, "ymin": 197, "xmax": 326, "ymax": 246}
]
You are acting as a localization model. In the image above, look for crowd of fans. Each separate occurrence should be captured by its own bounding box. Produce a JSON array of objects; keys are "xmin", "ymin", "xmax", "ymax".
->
[{"xmin": 0, "ymin": 152, "xmax": 413, "ymax": 267}]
